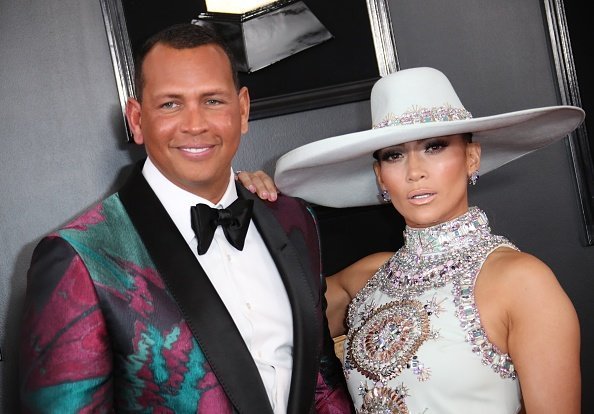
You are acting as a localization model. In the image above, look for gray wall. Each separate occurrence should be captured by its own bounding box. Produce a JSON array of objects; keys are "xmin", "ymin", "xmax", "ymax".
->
[{"xmin": 1, "ymin": 0, "xmax": 592, "ymax": 412}]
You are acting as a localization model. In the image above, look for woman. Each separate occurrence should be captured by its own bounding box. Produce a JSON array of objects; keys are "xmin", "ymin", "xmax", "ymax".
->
[{"xmin": 239, "ymin": 67, "xmax": 583, "ymax": 413}]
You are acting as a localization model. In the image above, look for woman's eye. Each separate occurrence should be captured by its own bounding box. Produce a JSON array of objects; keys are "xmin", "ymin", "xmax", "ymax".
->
[
  {"xmin": 425, "ymin": 140, "xmax": 448, "ymax": 153},
  {"xmin": 380, "ymin": 150, "xmax": 403, "ymax": 162}
]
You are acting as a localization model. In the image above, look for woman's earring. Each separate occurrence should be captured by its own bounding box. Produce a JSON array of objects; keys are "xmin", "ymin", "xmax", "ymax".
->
[
  {"xmin": 379, "ymin": 189, "xmax": 391, "ymax": 203},
  {"xmin": 469, "ymin": 170, "xmax": 480, "ymax": 186}
]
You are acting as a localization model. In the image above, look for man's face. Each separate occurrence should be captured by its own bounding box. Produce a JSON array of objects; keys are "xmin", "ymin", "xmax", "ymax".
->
[{"xmin": 126, "ymin": 43, "xmax": 250, "ymax": 202}]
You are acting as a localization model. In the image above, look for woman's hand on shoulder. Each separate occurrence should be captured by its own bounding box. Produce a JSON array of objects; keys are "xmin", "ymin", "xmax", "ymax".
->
[
  {"xmin": 485, "ymin": 249, "xmax": 581, "ymax": 413},
  {"xmin": 325, "ymin": 252, "xmax": 393, "ymax": 337},
  {"xmin": 235, "ymin": 170, "xmax": 278, "ymax": 201}
]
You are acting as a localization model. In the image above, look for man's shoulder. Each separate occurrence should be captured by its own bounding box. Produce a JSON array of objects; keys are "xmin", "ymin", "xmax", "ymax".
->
[
  {"xmin": 271, "ymin": 193, "xmax": 309, "ymax": 209},
  {"xmin": 31, "ymin": 193, "xmax": 126, "ymax": 261},
  {"xmin": 263, "ymin": 194, "xmax": 315, "ymax": 224},
  {"xmin": 44, "ymin": 192, "xmax": 151, "ymax": 260},
  {"xmin": 42, "ymin": 192, "xmax": 135, "ymax": 251},
  {"xmin": 58, "ymin": 193, "xmax": 123, "ymax": 230}
]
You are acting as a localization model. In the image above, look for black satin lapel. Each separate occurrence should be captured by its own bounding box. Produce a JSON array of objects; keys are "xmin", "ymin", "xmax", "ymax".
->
[
  {"xmin": 238, "ymin": 186, "xmax": 320, "ymax": 414},
  {"xmin": 119, "ymin": 163, "xmax": 273, "ymax": 414}
]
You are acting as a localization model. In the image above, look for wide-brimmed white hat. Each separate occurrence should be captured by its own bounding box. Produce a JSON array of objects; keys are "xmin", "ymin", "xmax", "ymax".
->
[{"xmin": 274, "ymin": 67, "xmax": 585, "ymax": 208}]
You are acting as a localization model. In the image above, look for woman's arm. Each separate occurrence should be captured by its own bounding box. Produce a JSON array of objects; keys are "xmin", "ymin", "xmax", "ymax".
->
[
  {"xmin": 479, "ymin": 249, "xmax": 581, "ymax": 413},
  {"xmin": 325, "ymin": 252, "xmax": 393, "ymax": 337}
]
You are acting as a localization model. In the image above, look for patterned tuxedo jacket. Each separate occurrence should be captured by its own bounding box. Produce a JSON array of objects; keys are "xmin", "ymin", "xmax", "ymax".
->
[{"xmin": 19, "ymin": 162, "xmax": 353, "ymax": 414}]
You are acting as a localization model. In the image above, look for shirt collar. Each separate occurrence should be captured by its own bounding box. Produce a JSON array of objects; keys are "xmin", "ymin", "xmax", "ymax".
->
[{"xmin": 141, "ymin": 157, "xmax": 238, "ymax": 244}]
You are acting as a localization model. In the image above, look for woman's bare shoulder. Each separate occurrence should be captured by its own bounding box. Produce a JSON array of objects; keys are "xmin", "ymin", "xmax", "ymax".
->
[
  {"xmin": 484, "ymin": 247, "xmax": 554, "ymax": 283},
  {"xmin": 480, "ymin": 247, "xmax": 567, "ymax": 308},
  {"xmin": 330, "ymin": 251, "xmax": 393, "ymax": 297}
]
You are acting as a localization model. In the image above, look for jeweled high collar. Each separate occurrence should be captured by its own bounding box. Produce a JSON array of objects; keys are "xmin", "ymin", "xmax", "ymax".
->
[{"xmin": 402, "ymin": 207, "xmax": 491, "ymax": 257}]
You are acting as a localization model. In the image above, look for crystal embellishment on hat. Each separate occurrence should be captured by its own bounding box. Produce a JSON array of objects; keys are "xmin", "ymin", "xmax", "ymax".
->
[{"xmin": 373, "ymin": 105, "xmax": 473, "ymax": 129}]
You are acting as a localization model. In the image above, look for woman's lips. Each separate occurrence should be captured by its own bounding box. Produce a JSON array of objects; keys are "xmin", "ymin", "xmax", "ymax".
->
[{"xmin": 408, "ymin": 190, "xmax": 436, "ymax": 204}]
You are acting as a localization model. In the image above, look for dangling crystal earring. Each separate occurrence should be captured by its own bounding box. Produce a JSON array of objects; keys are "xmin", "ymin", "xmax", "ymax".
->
[
  {"xmin": 378, "ymin": 189, "xmax": 391, "ymax": 203},
  {"xmin": 469, "ymin": 170, "xmax": 480, "ymax": 186}
]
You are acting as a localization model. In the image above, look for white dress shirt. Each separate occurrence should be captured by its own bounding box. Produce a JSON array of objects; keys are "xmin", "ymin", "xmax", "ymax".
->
[{"xmin": 142, "ymin": 158, "xmax": 293, "ymax": 413}]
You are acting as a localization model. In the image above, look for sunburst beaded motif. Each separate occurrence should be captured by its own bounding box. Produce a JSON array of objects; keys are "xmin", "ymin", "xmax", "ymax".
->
[
  {"xmin": 360, "ymin": 383, "xmax": 409, "ymax": 414},
  {"xmin": 347, "ymin": 300, "xmax": 430, "ymax": 382}
]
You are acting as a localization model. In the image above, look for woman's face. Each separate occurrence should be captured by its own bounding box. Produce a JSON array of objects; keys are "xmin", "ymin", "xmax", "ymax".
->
[{"xmin": 373, "ymin": 134, "xmax": 480, "ymax": 228}]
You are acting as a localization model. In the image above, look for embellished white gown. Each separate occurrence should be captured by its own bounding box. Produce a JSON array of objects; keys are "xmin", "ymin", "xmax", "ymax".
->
[{"xmin": 343, "ymin": 207, "xmax": 522, "ymax": 413}]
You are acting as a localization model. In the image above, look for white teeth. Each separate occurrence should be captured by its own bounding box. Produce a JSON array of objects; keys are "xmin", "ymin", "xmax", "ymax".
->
[
  {"xmin": 182, "ymin": 147, "xmax": 208, "ymax": 153},
  {"xmin": 412, "ymin": 194, "xmax": 431, "ymax": 199}
]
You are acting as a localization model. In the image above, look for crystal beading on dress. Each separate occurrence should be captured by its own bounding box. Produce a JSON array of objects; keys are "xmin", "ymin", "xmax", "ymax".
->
[{"xmin": 344, "ymin": 207, "xmax": 520, "ymax": 413}]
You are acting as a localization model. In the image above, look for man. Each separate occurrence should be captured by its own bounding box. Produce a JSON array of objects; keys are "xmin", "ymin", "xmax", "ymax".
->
[{"xmin": 19, "ymin": 23, "xmax": 352, "ymax": 413}]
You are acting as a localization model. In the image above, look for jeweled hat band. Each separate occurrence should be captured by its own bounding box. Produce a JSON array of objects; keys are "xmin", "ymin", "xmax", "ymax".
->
[{"xmin": 373, "ymin": 105, "xmax": 473, "ymax": 129}]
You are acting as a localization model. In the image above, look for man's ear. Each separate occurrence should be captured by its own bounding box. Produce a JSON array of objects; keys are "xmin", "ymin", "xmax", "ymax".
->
[
  {"xmin": 467, "ymin": 142, "xmax": 481, "ymax": 174},
  {"xmin": 238, "ymin": 86, "xmax": 250, "ymax": 135},
  {"xmin": 125, "ymin": 97, "xmax": 144, "ymax": 145}
]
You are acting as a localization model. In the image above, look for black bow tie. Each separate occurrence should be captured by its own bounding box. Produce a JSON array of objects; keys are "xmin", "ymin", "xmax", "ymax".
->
[{"xmin": 190, "ymin": 198, "xmax": 254, "ymax": 255}]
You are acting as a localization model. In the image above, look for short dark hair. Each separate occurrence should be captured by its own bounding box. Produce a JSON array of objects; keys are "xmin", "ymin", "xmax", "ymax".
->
[{"xmin": 133, "ymin": 23, "xmax": 240, "ymax": 101}]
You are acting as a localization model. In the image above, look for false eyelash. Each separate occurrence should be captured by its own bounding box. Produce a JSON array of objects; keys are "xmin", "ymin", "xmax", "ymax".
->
[
  {"xmin": 378, "ymin": 149, "xmax": 402, "ymax": 162},
  {"xmin": 424, "ymin": 139, "xmax": 449, "ymax": 151}
]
